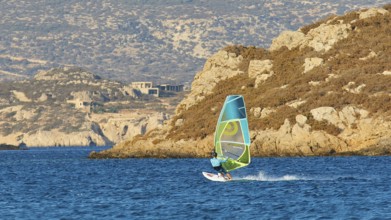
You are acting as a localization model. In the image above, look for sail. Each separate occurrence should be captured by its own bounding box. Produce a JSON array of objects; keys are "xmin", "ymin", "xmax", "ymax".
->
[{"xmin": 214, "ymin": 95, "xmax": 250, "ymax": 172}]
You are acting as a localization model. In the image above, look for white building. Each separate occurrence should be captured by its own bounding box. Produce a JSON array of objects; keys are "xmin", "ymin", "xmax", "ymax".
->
[{"xmin": 131, "ymin": 82, "xmax": 159, "ymax": 97}]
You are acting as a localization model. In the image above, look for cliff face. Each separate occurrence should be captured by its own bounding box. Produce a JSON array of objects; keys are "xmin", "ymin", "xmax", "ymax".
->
[
  {"xmin": 0, "ymin": 67, "xmax": 171, "ymax": 147},
  {"xmin": 91, "ymin": 6, "xmax": 391, "ymax": 158}
]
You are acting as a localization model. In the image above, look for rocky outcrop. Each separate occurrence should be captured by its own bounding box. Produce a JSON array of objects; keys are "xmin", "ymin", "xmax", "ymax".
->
[
  {"xmin": 12, "ymin": 91, "xmax": 32, "ymax": 102},
  {"xmin": 303, "ymin": 57, "xmax": 323, "ymax": 73},
  {"xmin": 0, "ymin": 67, "xmax": 173, "ymax": 147},
  {"xmin": 91, "ymin": 111, "xmax": 169, "ymax": 144},
  {"xmin": 70, "ymin": 91, "xmax": 93, "ymax": 102},
  {"xmin": 91, "ymin": 5, "xmax": 391, "ymax": 158},
  {"xmin": 270, "ymin": 7, "xmax": 389, "ymax": 53},
  {"xmin": 250, "ymin": 107, "xmax": 275, "ymax": 119},
  {"xmin": 269, "ymin": 31, "xmax": 306, "ymax": 51},
  {"xmin": 22, "ymin": 130, "xmax": 106, "ymax": 147},
  {"xmin": 93, "ymin": 104, "xmax": 391, "ymax": 158},
  {"xmin": 248, "ymin": 60, "xmax": 274, "ymax": 88},
  {"xmin": 0, "ymin": 144, "xmax": 21, "ymax": 150},
  {"xmin": 34, "ymin": 67, "xmax": 101, "ymax": 81},
  {"xmin": 0, "ymin": 109, "xmax": 169, "ymax": 147},
  {"xmin": 90, "ymin": 132, "xmax": 214, "ymax": 159},
  {"xmin": 250, "ymin": 106, "xmax": 383, "ymax": 156},
  {"xmin": 270, "ymin": 22, "xmax": 351, "ymax": 52},
  {"xmin": 120, "ymin": 86, "xmax": 139, "ymax": 98},
  {"xmin": 359, "ymin": 7, "xmax": 389, "ymax": 19},
  {"xmin": 175, "ymin": 50, "xmax": 244, "ymax": 114}
]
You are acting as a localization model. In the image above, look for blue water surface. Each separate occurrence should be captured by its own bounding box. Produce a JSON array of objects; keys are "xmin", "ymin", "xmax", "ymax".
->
[{"xmin": 1, "ymin": 147, "xmax": 391, "ymax": 219}]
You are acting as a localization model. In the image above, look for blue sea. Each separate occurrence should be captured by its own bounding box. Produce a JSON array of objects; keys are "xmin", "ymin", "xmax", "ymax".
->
[{"xmin": 1, "ymin": 147, "xmax": 391, "ymax": 219}]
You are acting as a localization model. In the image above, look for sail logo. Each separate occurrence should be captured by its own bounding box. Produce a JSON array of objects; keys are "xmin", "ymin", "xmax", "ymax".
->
[{"xmin": 223, "ymin": 121, "xmax": 239, "ymax": 136}]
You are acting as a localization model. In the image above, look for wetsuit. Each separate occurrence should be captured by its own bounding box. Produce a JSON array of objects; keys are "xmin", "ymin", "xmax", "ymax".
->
[{"xmin": 210, "ymin": 157, "xmax": 227, "ymax": 173}]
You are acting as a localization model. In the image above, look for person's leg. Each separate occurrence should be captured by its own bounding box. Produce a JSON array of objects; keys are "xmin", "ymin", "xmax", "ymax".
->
[
  {"xmin": 226, "ymin": 172, "xmax": 232, "ymax": 180},
  {"xmin": 217, "ymin": 167, "xmax": 224, "ymax": 177}
]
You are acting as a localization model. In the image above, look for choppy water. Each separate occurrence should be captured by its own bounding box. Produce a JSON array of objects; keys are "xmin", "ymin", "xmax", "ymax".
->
[{"xmin": 1, "ymin": 147, "xmax": 391, "ymax": 219}]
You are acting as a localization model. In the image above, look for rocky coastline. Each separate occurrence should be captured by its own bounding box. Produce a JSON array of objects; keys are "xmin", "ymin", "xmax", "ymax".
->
[
  {"xmin": 0, "ymin": 143, "xmax": 27, "ymax": 150},
  {"xmin": 90, "ymin": 5, "xmax": 391, "ymax": 159},
  {"xmin": 0, "ymin": 67, "xmax": 175, "ymax": 147}
]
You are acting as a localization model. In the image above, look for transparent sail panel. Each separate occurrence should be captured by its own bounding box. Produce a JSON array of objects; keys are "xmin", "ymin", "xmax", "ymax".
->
[
  {"xmin": 221, "ymin": 121, "xmax": 244, "ymax": 143},
  {"xmin": 221, "ymin": 142, "xmax": 245, "ymax": 160}
]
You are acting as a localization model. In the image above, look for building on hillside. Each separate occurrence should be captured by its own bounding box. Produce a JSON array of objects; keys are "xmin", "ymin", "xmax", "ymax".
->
[
  {"xmin": 66, "ymin": 99, "xmax": 91, "ymax": 113},
  {"xmin": 131, "ymin": 82, "xmax": 185, "ymax": 97},
  {"xmin": 131, "ymin": 82, "xmax": 159, "ymax": 97},
  {"xmin": 156, "ymin": 84, "xmax": 184, "ymax": 92}
]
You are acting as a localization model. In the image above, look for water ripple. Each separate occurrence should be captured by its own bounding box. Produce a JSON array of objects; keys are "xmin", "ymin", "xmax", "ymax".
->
[{"xmin": 1, "ymin": 148, "xmax": 391, "ymax": 219}]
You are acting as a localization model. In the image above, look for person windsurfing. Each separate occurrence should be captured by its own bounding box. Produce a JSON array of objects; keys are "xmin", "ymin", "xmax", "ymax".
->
[{"xmin": 210, "ymin": 150, "xmax": 232, "ymax": 180}]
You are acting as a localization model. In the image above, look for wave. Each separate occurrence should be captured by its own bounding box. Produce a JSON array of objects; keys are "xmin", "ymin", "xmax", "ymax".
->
[
  {"xmin": 236, "ymin": 172, "xmax": 368, "ymax": 182},
  {"xmin": 237, "ymin": 171, "xmax": 306, "ymax": 182}
]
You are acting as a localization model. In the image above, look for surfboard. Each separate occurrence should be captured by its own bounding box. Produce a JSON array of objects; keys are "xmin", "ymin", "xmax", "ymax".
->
[{"xmin": 202, "ymin": 172, "xmax": 230, "ymax": 182}]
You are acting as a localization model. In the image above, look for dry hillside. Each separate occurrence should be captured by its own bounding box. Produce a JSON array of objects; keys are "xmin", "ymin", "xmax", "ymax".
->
[
  {"xmin": 0, "ymin": 67, "xmax": 178, "ymax": 147},
  {"xmin": 91, "ymin": 5, "xmax": 391, "ymax": 159},
  {"xmin": 169, "ymin": 5, "xmax": 391, "ymax": 140}
]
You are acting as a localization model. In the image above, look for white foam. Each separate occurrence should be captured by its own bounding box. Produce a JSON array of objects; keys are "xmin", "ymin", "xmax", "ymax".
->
[{"xmin": 238, "ymin": 171, "xmax": 305, "ymax": 181}]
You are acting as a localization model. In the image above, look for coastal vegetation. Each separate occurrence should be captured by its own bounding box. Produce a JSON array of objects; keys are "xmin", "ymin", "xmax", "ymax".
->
[
  {"xmin": 90, "ymin": 5, "xmax": 391, "ymax": 159},
  {"xmin": 0, "ymin": 143, "xmax": 24, "ymax": 150},
  {"xmin": 167, "ymin": 5, "xmax": 391, "ymax": 141}
]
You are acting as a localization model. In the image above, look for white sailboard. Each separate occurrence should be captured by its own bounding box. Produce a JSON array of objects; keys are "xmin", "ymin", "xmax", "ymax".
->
[{"xmin": 202, "ymin": 172, "xmax": 230, "ymax": 182}]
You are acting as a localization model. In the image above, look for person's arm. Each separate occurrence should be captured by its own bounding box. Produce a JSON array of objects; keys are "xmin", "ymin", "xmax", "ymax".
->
[{"xmin": 218, "ymin": 156, "xmax": 228, "ymax": 163}]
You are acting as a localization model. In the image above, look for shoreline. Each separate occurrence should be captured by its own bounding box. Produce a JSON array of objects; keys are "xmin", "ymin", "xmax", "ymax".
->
[
  {"xmin": 0, "ymin": 144, "xmax": 27, "ymax": 150},
  {"xmin": 88, "ymin": 145, "xmax": 391, "ymax": 159}
]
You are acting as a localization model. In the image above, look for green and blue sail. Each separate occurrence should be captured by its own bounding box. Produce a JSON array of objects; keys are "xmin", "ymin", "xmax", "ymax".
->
[{"xmin": 214, "ymin": 95, "xmax": 251, "ymax": 172}]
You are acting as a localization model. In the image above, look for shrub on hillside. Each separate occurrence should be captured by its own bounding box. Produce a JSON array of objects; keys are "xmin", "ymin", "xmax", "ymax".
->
[
  {"xmin": 300, "ymin": 15, "xmax": 337, "ymax": 34},
  {"xmin": 306, "ymin": 114, "xmax": 342, "ymax": 136},
  {"xmin": 168, "ymin": 8, "xmax": 391, "ymax": 142},
  {"xmin": 223, "ymin": 45, "xmax": 269, "ymax": 72}
]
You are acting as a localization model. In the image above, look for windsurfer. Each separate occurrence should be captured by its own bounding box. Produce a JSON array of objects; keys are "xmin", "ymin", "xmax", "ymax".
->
[{"xmin": 210, "ymin": 151, "xmax": 232, "ymax": 180}]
